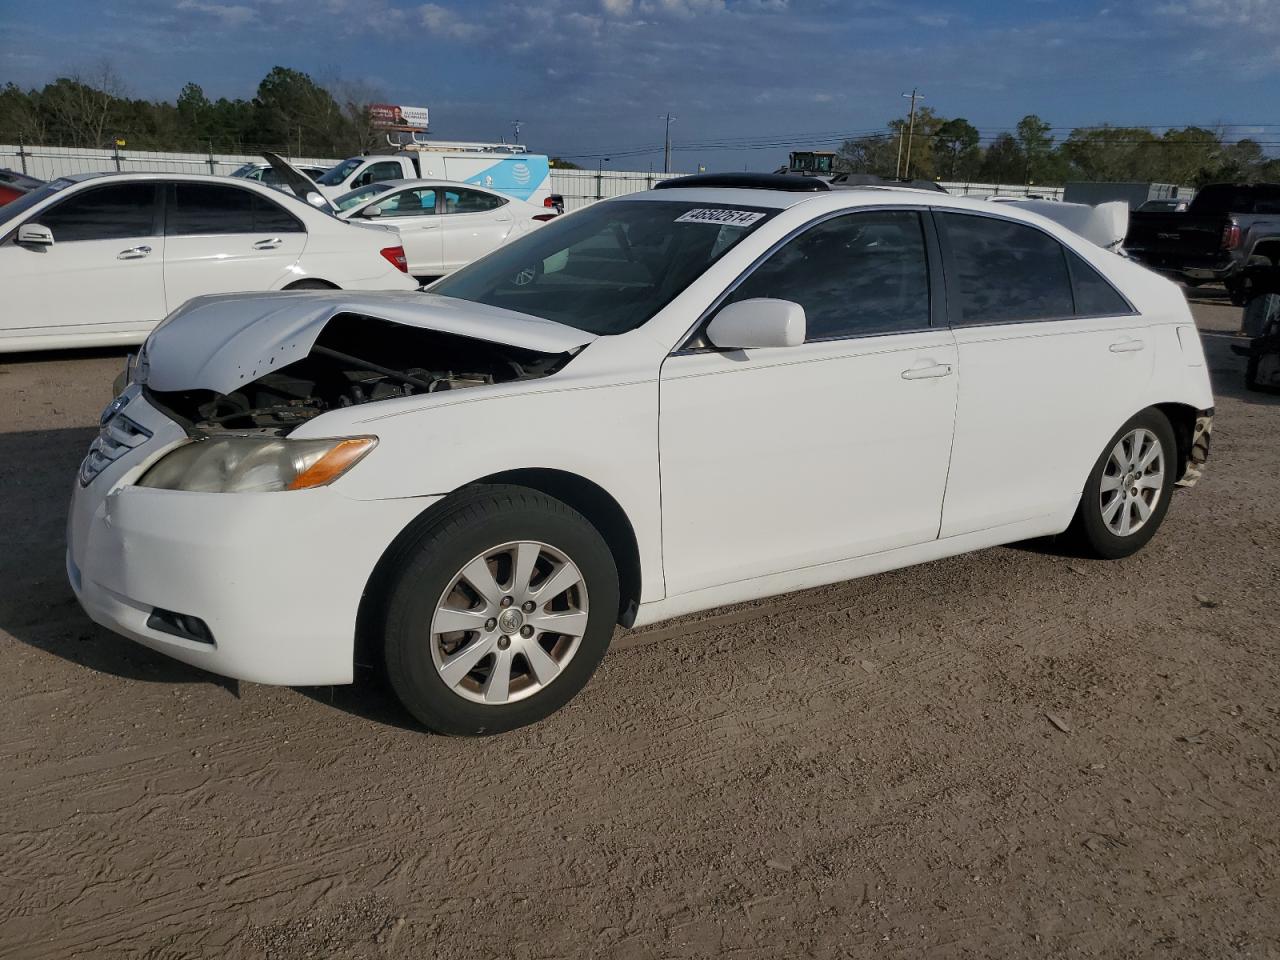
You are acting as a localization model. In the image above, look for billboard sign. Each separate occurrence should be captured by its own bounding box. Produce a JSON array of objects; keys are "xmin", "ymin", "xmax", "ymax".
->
[{"xmin": 370, "ymin": 104, "xmax": 430, "ymax": 132}]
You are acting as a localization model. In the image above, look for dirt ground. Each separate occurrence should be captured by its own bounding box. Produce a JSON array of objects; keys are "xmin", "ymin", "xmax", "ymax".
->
[{"xmin": 1, "ymin": 288, "xmax": 1277, "ymax": 960}]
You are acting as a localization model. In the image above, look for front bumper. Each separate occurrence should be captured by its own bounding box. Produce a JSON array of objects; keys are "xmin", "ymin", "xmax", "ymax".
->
[{"xmin": 67, "ymin": 393, "xmax": 438, "ymax": 686}]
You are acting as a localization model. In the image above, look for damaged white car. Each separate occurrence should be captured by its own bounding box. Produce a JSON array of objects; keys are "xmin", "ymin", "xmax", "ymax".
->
[{"xmin": 68, "ymin": 174, "xmax": 1214, "ymax": 734}]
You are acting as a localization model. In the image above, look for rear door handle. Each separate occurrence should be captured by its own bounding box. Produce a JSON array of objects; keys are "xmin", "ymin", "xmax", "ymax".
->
[
  {"xmin": 253, "ymin": 238, "xmax": 282, "ymax": 250},
  {"xmin": 901, "ymin": 362, "xmax": 953, "ymax": 380},
  {"xmin": 117, "ymin": 245, "xmax": 151, "ymax": 260},
  {"xmin": 1109, "ymin": 339, "xmax": 1145, "ymax": 353}
]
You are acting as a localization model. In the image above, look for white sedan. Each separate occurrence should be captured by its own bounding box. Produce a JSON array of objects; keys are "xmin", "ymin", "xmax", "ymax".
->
[
  {"xmin": 333, "ymin": 179, "xmax": 554, "ymax": 278},
  {"xmin": 0, "ymin": 172, "xmax": 418, "ymax": 353},
  {"xmin": 68, "ymin": 174, "xmax": 1213, "ymax": 735}
]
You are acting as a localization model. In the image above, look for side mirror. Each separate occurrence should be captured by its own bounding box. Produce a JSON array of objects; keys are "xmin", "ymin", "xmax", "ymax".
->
[
  {"xmin": 363, "ymin": 205, "xmax": 384, "ymax": 218},
  {"xmin": 706, "ymin": 298, "xmax": 805, "ymax": 350},
  {"xmin": 18, "ymin": 223, "xmax": 54, "ymax": 246},
  {"xmin": 305, "ymin": 191, "xmax": 328, "ymax": 208}
]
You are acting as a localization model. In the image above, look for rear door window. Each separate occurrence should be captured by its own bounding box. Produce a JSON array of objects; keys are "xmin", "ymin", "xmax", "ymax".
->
[
  {"xmin": 442, "ymin": 188, "xmax": 508, "ymax": 214},
  {"xmin": 938, "ymin": 213, "xmax": 1074, "ymax": 324},
  {"xmin": 35, "ymin": 183, "xmax": 158, "ymax": 242},
  {"xmin": 168, "ymin": 184, "xmax": 303, "ymax": 235}
]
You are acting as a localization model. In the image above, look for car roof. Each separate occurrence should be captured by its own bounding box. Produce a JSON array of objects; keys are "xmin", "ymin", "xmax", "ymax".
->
[{"xmin": 55, "ymin": 171, "xmax": 306, "ymax": 186}]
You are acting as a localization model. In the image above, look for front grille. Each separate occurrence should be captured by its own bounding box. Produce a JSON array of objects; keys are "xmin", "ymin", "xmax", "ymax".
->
[{"xmin": 79, "ymin": 410, "xmax": 152, "ymax": 486}]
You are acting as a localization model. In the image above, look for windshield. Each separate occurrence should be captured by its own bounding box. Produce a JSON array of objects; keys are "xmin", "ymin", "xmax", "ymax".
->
[
  {"xmin": 316, "ymin": 158, "xmax": 362, "ymax": 187},
  {"xmin": 0, "ymin": 178, "xmax": 74, "ymax": 229},
  {"xmin": 335, "ymin": 183, "xmax": 394, "ymax": 211},
  {"xmin": 228, "ymin": 163, "xmax": 259, "ymax": 178},
  {"xmin": 431, "ymin": 200, "xmax": 775, "ymax": 335}
]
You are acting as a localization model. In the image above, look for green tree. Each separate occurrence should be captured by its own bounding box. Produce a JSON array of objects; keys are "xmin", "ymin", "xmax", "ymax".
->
[
  {"xmin": 978, "ymin": 132, "xmax": 1024, "ymax": 183},
  {"xmin": 1015, "ymin": 114, "xmax": 1054, "ymax": 184},
  {"xmin": 933, "ymin": 117, "xmax": 980, "ymax": 181},
  {"xmin": 1061, "ymin": 125, "xmax": 1159, "ymax": 181},
  {"xmin": 835, "ymin": 134, "xmax": 898, "ymax": 176},
  {"xmin": 252, "ymin": 66, "xmax": 350, "ymax": 156}
]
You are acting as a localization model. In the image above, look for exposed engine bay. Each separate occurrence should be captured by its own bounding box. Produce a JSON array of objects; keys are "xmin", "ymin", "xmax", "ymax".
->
[{"xmin": 145, "ymin": 312, "xmax": 574, "ymax": 434}]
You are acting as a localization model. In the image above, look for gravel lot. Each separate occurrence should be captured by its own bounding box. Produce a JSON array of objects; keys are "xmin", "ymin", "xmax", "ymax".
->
[{"xmin": 1, "ymin": 289, "xmax": 1277, "ymax": 960}]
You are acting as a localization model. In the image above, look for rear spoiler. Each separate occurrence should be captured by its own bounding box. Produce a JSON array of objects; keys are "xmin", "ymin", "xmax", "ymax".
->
[{"xmin": 1017, "ymin": 199, "xmax": 1129, "ymax": 250}]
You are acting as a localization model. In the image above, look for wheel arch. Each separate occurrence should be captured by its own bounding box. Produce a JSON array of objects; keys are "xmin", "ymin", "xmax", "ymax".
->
[
  {"xmin": 1154, "ymin": 401, "xmax": 1211, "ymax": 486},
  {"xmin": 1249, "ymin": 238, "xmax": 1280, "ymax": 265},
  {"xmin": 354, "ymin": 469, "xmax": 645, "ymax": 676},
  {"xmin": 474, "ymin": 468, "xmax": 644, "ymax": 627},
  {"xmin": 283, "ymin": 277, "xmax": 340, "ymax": 290}
]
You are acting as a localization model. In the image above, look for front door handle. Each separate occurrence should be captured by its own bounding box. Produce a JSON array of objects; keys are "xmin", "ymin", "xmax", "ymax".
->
[
  {"xmin": 253, "ymin": 238, "xmax": 282, "ymax": 250},
  {"xmin": 1109, "ymin": 339, "xmax": 1145, "ymax": 353},
  {"xmin": 901, "ymin": 362, "xmax": 953, "ymax": 380},
  {"xmin": 117, "ymin": 245, "xmax": 152, "ymax": 260}
]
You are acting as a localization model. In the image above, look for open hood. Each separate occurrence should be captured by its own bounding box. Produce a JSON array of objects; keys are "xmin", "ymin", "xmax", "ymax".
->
[
  {"xmin": 144, "ymin": 291, "xmax": 597, "ymax": 395},
  {"xmin": 263, "ymin": 151, "xmax": 337, "ymax": 215}
]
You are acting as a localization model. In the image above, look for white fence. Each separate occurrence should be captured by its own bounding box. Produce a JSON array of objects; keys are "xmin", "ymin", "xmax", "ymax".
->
[
  {"xmin": 0, "ymin": 143, "xmax": 677, "ymax": 210},
  {"xmin": 0, "ymin": 143, "xmax": 338, "ymax": 179},
  {"xmin": 937, "ymin": 181, "xmax": 1065, "ymax": 200},
  {"xmin": 551, "ymin": 168, "xmax": 680, "ymax": 210},
  {"xmin": 1, "ymin": 144, "xmax": 1065, "ymax": 207}
]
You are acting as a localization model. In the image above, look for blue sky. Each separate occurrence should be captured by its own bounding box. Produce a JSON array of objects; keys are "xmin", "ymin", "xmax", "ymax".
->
[{"xmin": 2, "ymin": 0, "xmax": 1278, "ymax": 170}]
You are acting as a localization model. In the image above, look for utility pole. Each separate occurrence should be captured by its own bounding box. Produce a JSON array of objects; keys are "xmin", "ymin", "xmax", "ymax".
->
[
  {"xmin": 511, "ymin": 120, "xmax": 522, "ymax": 144},
  {"xmin": 596, "ymin": 156, "xmax": 611, "ymax": 200},
  {"xmin": 660, "ymin": 113, "xmax": 676, "ymax": 174},
  {"xmin": 898, "ymin": 88, "xmax": 922, "ymax": 178}
]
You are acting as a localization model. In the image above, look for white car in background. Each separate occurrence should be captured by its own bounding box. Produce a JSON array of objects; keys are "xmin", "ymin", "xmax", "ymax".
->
[
  {"xmin": 333, "ymin": 179, "xmax": 555, "ymax": 278},
  {"xmin": 229, "ymin": 161, "xmax": 331, "ymax": 194},
  {"xmin": 68, "ymin": 174, "xmax": 1213, "ymax": 736},
  {"xmin": 0, "ymin": 172, "xmax": 418, "ymax": 353}
]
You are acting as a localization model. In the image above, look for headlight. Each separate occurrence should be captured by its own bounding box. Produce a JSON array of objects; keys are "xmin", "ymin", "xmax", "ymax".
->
[{"xmin": 137, "ymin": 435, "xmax": 376, "ymax": 493}]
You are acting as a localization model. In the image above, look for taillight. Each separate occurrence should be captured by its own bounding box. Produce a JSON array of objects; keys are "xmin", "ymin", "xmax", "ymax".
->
[
  {"xmin": 532, "ymin": 213, "xmax": 557, "ymax": 222},
  {"xmin": 1222, "ymin": 220, "xmax": 1242, "ymax": 251},
  {"xmin": 380, "ymin": 245, "xmax": 408, "ymax": 273},
  {"xmin": 543, "ymin": 197, "xmax": 556, "ymax": 208}
]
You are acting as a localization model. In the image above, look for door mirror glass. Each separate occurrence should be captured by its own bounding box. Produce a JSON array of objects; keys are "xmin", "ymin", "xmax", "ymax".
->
[
  {"xmin": 706, "ymin": 298, "xmax": 806, "ymax": 349},
  {"xmin": 17, "ymin": 223, "xmax": 54, "ymax": 246}
]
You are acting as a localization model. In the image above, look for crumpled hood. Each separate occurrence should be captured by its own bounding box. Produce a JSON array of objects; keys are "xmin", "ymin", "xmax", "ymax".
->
[{"xmin": 144, "ymin": 291, "xmax": 596, "ymax": 394}]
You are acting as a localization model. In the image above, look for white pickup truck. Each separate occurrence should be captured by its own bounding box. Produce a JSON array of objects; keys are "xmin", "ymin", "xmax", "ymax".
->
[{"xmin": 313, "ymin": 144, "xmax": 562, "ymax": 212}]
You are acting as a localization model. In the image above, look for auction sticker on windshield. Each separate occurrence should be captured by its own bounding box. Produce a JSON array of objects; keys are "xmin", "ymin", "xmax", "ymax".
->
[{"xmin": 674, "ymin": 208, "xmax": 766, "ymax": 227}]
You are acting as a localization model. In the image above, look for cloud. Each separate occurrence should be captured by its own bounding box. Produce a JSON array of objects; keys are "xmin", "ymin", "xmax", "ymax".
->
[
  {"xmin": 174, "ymin": 0, "xmax": 257, "ymax": 27},
  {"xmin": 417, "ymin": 3, "xmax": 482, "ymax": 38}
]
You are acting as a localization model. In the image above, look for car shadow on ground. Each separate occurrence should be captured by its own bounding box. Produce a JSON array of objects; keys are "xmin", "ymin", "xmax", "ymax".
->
[
  {"xmin": 0, "ymin": 345, "xmax": 132, "ymax": 368},
  {"xmin": 293, "ymin": 676, "xmax": 424, "ymax": 733}
]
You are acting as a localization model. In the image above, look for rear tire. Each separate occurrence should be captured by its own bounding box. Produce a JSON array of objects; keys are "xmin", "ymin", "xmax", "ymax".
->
[
  {"xmin": 380, "ymin": 485, "xmax": 619, "ymax": 735},
  {"xmin": 1068, "ymin": 409, "xmax": 1177, "ymax": 560},
  {"xmin": 284, "ymin": 279, "xmax": 337, "ymax": 290}
]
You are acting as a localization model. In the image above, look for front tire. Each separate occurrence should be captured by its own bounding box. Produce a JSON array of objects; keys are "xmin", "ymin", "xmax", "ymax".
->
[
  {"xmin": 381, "ymin": 485, "xmax": 619, "ymax": 735},
  {"xmin": 1069, "ymin": 409, "xmax": 1177, "ymax": 560}
]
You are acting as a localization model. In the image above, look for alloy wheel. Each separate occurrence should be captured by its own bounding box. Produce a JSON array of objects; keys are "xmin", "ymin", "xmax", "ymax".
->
[
  {"xmin": 429, "ymin": 541, "xmax": 589, "ymax": 705},
  {"xmin": 1099, "ymin": 427, "xmax": 1165, "ymax": 537}
]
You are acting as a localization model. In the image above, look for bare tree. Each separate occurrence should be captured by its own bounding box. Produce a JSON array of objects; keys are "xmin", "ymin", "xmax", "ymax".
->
[{"xmin": 43, "ymin": 60, "xmax": 128, "ymax": 147}]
